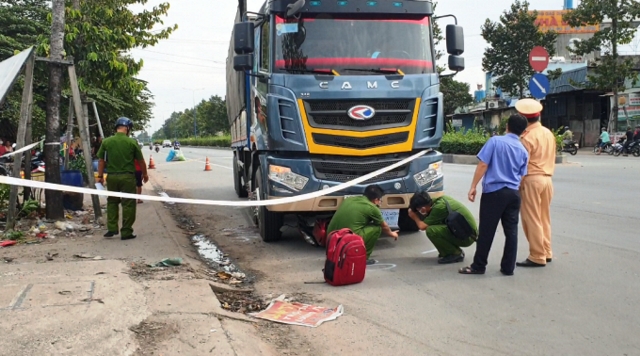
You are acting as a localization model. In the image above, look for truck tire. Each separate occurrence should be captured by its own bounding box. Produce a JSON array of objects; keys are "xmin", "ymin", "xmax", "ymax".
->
[
  {"xmin": 233, "ymin": 154, "xmax": 248, "ymax": 198},
  {"xmin": 255, "ymin": 168, "xmax": 283, "ymax": 242},
  {"xmin": 398, "ymin": 208, "xmax": 419, "ymax": 232}
]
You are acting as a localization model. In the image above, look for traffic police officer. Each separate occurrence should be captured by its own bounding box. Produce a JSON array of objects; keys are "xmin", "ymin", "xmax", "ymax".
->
[
  {"xmin": 515, "ymin": 99, "xmax": 556, "ymax": 268},
  {"xmin": 96, "ymin": 117, "xmax": 148, "ymax": 240}
]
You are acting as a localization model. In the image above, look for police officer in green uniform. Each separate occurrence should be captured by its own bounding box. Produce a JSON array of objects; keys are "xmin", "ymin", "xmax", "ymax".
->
[
  {"xmin": 96, "ymin": 117, "xmax": 148, "ymax": 240},
  {"xmin": 408, "ymin": 191, "xmax": 478, "ymax": 264},
  {"xmin": 327, "ymin": 185, "xmax": 399, "ymax": 265}
]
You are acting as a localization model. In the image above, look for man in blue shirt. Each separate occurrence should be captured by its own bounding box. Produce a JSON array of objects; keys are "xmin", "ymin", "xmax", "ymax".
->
[{"xmin": 459, "ymin": 114, "xmax": 529, "ymax": 276}]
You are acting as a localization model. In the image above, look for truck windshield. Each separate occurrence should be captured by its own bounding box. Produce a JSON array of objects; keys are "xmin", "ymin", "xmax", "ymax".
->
[{"xmin": 274, "ymin": 15, "xmax": 434, "ymax": 75}]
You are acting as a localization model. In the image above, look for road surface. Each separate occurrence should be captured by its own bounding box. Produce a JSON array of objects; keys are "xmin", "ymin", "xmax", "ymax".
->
[{"xmin": 143, "ymin": 146, "xmax": 640, "ymax": 356}]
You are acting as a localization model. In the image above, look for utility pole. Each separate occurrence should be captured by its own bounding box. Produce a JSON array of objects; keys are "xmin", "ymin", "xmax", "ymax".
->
[
  {"xmin": 44, "ymin": 0, "xmax": 66, "ymax": 219},
  {"xmin": 182, "ymin": 88, "xmax": 204, "ymax": 138}
]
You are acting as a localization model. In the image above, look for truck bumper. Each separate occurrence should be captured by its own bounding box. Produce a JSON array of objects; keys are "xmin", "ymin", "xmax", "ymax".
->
[
  {"xmin": 267, "ymin": 191, "xmax": 444, "ymax": 212},
  {"xmin": 263, "ymin": 151, "xmax": 444, "ymax": 212}
]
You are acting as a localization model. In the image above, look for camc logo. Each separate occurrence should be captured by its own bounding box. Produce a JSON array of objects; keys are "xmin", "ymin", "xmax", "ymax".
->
[{"xmin": 347, "ymin": 105, "xmax": 376, "ymax": 120}]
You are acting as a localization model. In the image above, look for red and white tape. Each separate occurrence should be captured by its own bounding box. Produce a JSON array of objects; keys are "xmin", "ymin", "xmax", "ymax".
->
[{"xmin": 0, "ymin": 150, "xmax": 431, "ymax": 207}]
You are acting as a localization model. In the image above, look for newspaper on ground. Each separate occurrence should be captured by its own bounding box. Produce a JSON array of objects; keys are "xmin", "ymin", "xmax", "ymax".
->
[{"xmin": 251, "ymin": 294, "xmax": 343, "ymax": 327}]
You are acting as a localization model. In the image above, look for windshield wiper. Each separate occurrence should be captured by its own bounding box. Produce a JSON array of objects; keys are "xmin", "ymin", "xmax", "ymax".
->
[
  {"xmin": 343, "ymin": 68, "xmax": 405, "ymax": 75},
  {"xmin": 278, "ymin": 68, "xmax": 340, "ymax": 76}
]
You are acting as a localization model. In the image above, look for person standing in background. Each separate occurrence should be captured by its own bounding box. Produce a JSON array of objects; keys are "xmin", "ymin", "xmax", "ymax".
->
[
  {"xmin": 515, "ymin": 99, "xmax": 556, "ymax": 268},
  {"xmin": 96, "ymin": 117, "xmax": 148, "ymax": 240}
]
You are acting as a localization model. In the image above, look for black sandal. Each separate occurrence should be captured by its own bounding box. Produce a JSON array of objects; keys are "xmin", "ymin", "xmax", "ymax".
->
[{"xmin": 458, "ymin": 266, "xmax": 484, "ymax": 275}]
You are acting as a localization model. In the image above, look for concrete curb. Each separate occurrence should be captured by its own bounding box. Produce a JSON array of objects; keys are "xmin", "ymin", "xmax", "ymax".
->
[
  {"xmin": 443, "ymin": 153, "xmax": 569, "ymax": 165},
  {"xmin": 442, "ymin": 154, "xmax": 479, "ymax": 165},
  {"xmin": 556, "ymin": 154, "xmax": 567, "ymax": 164}
]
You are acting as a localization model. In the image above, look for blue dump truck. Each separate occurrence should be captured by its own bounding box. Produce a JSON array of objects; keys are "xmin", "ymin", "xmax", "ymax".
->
[{"xmin": 226, "ymin": 0, "xmax": 465, "ymax": 242}]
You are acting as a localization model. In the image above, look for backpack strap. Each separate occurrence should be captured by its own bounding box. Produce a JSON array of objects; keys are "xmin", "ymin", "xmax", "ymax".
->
[{"xmin": 442, "ymin": 198, "xmax": 453, "ymax": 214}]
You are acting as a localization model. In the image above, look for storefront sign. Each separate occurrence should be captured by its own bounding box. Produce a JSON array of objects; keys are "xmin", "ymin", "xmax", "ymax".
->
[
  {"xmin": 532, "ymin": 10, "xmax": 599, "ymax": 34},
  {"xmin": 617, "ymin": 93, "xmax": 640, "ymax": 121}
]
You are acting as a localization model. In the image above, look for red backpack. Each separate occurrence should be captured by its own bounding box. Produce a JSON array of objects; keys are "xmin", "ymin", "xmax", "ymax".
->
[
  {"xmin": 313, "ymin": 218, "xmax": 330, "ymax": 247},
  {"xmin": 323, "ymin": 228, "xmax": 367, "ymax": 286}
]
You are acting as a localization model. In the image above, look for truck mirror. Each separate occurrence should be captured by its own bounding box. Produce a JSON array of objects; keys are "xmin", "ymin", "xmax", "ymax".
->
[
  {"xmin": 448, "ymin": 55, "xmax": 465, "ymax": 72},
  {"xmin": 234, "ymin": 22, "xmax": 255, "ymax": 54},
  {"xmin": 445, "ymin": 24, "xmax": 464, "ymax": 56},
  {"xmin": 234, "ymin": 54, "xmax": 254, "ymax": 72},
  {"xmin": 286, "ymin": 0, "xmax": 306, "ymax": 18}
]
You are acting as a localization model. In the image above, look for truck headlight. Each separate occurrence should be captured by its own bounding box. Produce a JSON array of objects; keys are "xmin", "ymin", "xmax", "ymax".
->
[
  {"xmin": 413, "ymin": 161, "xmax": 443, "ymax": 187},
  {"xmin": 269, "ymin": 165, "xmax": 309, "ymax": 192}
]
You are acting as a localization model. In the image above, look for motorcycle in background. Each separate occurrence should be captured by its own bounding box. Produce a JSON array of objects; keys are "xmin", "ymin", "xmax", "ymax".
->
[
  {"xmin": 593, "ymin": 139, "xmax": 613, "ymax": 155},
  {"xmin": 612, "ymin": 138, "xmax": 626, "ymax": 156},
  {"xmin": 561, "ymin": 141, "xmax": 578, "ymax": 155}
]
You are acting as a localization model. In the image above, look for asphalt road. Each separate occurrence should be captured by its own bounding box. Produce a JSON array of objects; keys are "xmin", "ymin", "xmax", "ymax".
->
[{"xmin": 143, "ymin": 146, "xmax": 640, "ymax": 356}]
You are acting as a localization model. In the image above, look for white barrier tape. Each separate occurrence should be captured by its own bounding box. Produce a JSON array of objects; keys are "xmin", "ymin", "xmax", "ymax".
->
[
  {"xmin": 0, "ymin": 149, "xmax": 430, "ymax": 207},
  {"xmin": 0, "ymin": 140, "xmax": 44, "ymax": 158}
]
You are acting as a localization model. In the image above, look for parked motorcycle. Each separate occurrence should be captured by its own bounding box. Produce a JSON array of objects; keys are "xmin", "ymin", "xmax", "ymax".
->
[
  {"xmin": 561, "ymin": 141, "xmax": 578, "ymax": 155},
  {"xmin": 612, "ymin": 138, "xmax": 626, "ymax": 156},
  {"xmin": 630, "ymin": 141, "xmax": 640, "ymax": 157}
]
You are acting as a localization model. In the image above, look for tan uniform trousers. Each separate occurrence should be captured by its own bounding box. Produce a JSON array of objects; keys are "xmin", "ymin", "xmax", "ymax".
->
[{"xmin": 519, "ymin": 175, "xmax": 554, "ymax": 265}]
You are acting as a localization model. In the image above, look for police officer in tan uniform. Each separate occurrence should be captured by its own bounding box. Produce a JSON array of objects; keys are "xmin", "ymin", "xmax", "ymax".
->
[{"xmin": 515, "ymin": 99, "xmax": 556, "ymax": 268}]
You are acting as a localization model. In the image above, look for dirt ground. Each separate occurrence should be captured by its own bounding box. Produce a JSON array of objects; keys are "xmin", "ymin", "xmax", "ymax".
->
[{"xmin": 0, "ymin": 184, "xmax": 291, "ymax": 356}]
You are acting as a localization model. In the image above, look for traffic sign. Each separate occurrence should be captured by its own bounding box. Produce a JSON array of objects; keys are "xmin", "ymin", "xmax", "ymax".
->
[
  {"xmin": 529, "ymin": 46, "xmax": 550, "ymax": 72},
  {"xmin": 529, "ymin": 73, "xmax": 550, "ymax": 99}
]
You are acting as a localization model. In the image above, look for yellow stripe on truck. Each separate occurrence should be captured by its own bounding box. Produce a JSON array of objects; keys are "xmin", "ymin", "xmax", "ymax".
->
[{"xmin": 298, "ymin": 98, "xmax": 421, "ymax": 157}]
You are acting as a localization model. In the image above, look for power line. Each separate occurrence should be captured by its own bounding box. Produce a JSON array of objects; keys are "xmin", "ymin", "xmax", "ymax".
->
[
  {"xmin": 140, "ymin": 57, "xmax": 224, "ymax": 68},
  {"xmin": 162, "ymin": 38, "xmax": 228, "ymax": 44},
  {"xmin": 141, "ymin": 68, "xmax": 225, "ymax": 74},
  {"xmin": 136, "ymin": 49, "xmax": 224, "ymax": 64}
]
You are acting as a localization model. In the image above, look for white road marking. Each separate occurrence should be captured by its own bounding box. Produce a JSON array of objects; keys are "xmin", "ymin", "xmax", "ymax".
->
[
  {"xmin": 367, "ymin": 263, "xmax": 396, "ymax": 271},
  {"xmin": 421, "ymin": 249, "xmax": 438, "ymax": 255}
]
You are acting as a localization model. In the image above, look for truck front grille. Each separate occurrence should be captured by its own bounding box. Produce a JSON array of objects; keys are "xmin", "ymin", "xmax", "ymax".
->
[
  {"xmin": 312, "ymin": 158, "xmax": 409, "ymax": 184},
  {"xmin": 312, "ymin": 132, "xmax": 409, "ymax": 149},
  {"xmin": 304, "ymin": 99, "xmax": 415, "ymax": 131}
]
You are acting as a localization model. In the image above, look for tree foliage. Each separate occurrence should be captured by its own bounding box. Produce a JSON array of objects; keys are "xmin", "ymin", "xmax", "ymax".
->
[
  {"xmin": 0, "ymin": 0, "xmax": 50, "ymax": 139},
  {"xmin": 564, "ymin": 0, "xmax": 640, "ymax": 129},
  {"xmin": 51, "ymin": 0, "xmax": 177, "ymax": 134},
  {"xmin": 432, "ymin": 1, "xmax": 473, "ymax": 115},
  {"xmin": 0, "ymin": 0, "xmax": 176, "ymax": 141},
  {"xmin": 152, "ymin": 96, "xmax": 228, "ymax": 140},
  {"xmin": 481, "ymin": 0, "xmax": 558, "ymax": 98}
]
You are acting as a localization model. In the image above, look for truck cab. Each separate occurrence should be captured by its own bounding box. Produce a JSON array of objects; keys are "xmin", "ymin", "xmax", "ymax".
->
[{"xmin": 226, "ymin": 0, "xmax": 465, "ymax": 242}]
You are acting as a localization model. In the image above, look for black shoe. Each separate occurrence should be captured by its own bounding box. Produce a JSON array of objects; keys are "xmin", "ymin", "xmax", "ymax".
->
[
  {"xmin": 438, "ymin": 252, "xmax": 465, "ymax": 264},
  {"xmin": 516, "ymin": 259, "xmax": 545, "ymax": 267},
  {"xmin": 103, "ymin": 231, "xmax": 119, "ymax": 238},
  {"xmin": 121, "ymin": 234, "xmax": 137, "ymax": 241},
  {"xmin": 546, "ymin": 258, "xmax": 552, "ymax": 263},
  {"xmin": 366, "ymin": 259, "xmax": 378, "ymax": 266},
  {"xmin": 500, "ymin": 269, "xmax": 514, "ymax": 276}
]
